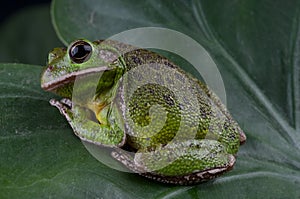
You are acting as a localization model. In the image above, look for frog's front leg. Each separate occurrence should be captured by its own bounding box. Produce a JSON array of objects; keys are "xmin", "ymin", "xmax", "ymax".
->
[
  {"xmin": 113, "ymin": 139, "xmax": 235, "ymax": 185},
  {"xmin": 50, "ymin": 98, "xmax": 125, "ymax": 147}
]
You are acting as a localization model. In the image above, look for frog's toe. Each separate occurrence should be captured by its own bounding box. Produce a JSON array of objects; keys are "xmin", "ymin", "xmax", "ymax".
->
[
  {"xmin": 60, "ymin": 98, "xmax": 73, "ymax": 108},
  {"xmin": 49, "ymin": 98, "xmax": 73, "ymax": 122},
  {"xmin": 239, "ymin": 130, "xmax": 247, "ymax": 145},
  {"xmin": 111, "ymin": 149, "xmax": 147, "ymax": 174}
]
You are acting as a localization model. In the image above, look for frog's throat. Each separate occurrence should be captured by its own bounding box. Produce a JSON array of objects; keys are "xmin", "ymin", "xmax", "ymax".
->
[{"xmin": 41, "ymin": 66, "xmax": 112, "ymax": 91}]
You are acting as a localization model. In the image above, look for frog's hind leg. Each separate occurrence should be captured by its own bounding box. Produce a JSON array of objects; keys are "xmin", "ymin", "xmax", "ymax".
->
[
  {"xmin": 139, "ymin": 156, "xmax": 235, "ymax": 185},
  {"xmin": 49, "ymin": 98, "xmax": 125, "ymax": 147},
  {"xmin": 133, "ymin": 140, "xmax": 235, "ymax": 185}
]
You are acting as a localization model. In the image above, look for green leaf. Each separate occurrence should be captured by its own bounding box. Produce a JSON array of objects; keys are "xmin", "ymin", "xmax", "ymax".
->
[{"xmin": 1, "ymin": 0, "xmax": 300, "ymax": 198}]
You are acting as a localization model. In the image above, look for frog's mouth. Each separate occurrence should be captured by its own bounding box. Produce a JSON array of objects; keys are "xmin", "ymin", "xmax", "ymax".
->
[{"xmin": 41, "ymin": 66, "xmax": 113, "ymax": 91}]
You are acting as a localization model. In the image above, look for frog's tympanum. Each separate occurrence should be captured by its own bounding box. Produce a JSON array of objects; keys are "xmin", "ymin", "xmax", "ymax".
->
[{"xmin": 41, "ymin": 39, "xmax": 246, "ymax": 185}]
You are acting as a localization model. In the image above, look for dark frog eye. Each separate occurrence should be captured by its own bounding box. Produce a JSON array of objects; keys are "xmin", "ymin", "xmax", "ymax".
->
[{"xmin": 69, "ymin": 40, "xmax": 92, "ymax": 63}]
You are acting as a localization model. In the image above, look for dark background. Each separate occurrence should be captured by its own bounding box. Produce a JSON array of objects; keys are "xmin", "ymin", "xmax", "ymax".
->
[
  {"xmin": 0, "ymin": 0, "xmax": 51, "ymax": 23},
  {"xmin": 0, "ymin": 0, "xmax": 62, "ymax": 65}
]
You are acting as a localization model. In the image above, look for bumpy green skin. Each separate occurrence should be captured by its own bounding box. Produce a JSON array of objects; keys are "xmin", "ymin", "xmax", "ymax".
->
[{"xmin": 41, "ymin": 39, "xmax": 246, "ymax": 185}]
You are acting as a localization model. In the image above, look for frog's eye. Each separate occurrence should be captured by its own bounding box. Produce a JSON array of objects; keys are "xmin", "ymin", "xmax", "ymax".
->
[{"xmin": 69, "ymin": 41, "xmax": 92, "ymax": 63}]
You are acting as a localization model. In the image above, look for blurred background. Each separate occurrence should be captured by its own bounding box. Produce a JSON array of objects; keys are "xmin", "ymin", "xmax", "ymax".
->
[
  {"xmin": 0, "ymin": 0, "xmax": 62, "ymax": 65},
  {"xmin": 0, "ymin": 0, "xmax": 51, "ymax": 23}
]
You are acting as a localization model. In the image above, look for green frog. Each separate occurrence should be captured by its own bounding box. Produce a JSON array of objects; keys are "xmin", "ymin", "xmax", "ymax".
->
[{"xmin": 41, "ymin": 39, "xmax": 246, "ymax": 185}]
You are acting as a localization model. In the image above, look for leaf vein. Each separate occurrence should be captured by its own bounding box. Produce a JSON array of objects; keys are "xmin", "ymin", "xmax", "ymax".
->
[
  {"xmin": 290, "ymin": 4, "xmax": 300, "ymax": 132},
  {"xmin": 193, "ymin": 0, "xmax": 299, "ymax": 149}
]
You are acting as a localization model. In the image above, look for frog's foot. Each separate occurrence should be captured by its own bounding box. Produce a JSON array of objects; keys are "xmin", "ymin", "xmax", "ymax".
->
[
  {"xmin": 116, "ymin": 139, "xmax": 236, "ymax": 185},
  {"xmin": 111, "ymin": 149, "xmax": 148, "ymax": 174},
  {"xmin": 49, "ymin": 98, "xmax": 73, "ymax": 122}
]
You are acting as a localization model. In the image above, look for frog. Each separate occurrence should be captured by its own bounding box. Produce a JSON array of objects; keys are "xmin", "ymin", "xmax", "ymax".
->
[{"xmin": 41, "ymin": 39, "xmax": 246, "ymax": 185}]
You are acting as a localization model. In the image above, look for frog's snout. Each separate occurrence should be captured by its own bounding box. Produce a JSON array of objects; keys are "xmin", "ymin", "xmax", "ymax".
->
[{"xmin": 41, "ymin": 66, "xmax": 55, "ymax": 91}]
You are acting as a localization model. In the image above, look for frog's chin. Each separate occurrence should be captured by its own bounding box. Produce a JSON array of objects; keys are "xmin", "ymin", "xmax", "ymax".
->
[{"xmin": 41, "ymin": 66, "xmax": 112, "ymax": 91}]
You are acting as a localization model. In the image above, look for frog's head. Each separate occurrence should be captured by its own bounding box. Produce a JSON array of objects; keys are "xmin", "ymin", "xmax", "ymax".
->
[{"xmin": 41, "ymin": 39, "xmax": 123, "ymax": 98}]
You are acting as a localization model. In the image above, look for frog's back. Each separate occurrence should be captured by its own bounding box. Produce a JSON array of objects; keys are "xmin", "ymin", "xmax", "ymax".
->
[{"xmin": 105, "ymin": 40, "xmax": 242, "ymax": 154}]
